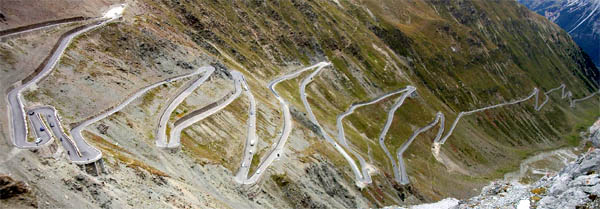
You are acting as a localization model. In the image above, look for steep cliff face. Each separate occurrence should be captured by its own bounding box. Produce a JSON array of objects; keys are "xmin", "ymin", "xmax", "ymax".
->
[
  {"xmin": 0, "ymin": 0, "xmax": 599, "ymax": 208},
  {"xmin": 519, "ymin": 0, "xmax": 600, "ymax": 67}
]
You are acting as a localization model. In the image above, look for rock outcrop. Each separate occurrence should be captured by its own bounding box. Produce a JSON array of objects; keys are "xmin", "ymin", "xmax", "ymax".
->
[
  {"xmin": 589, "ymin": 119, "xmax": 600, "ymax": 147},
  {"xmin": 457, "ymin": 149, "xmax": 600, "ymax": 209},
  {"xmin": 0, "ymin": 174, "xmax": 37, "ymax": 208},
  {"xmin": 0, "ymin": 175, "xmax": 30, "ymax": 199}
]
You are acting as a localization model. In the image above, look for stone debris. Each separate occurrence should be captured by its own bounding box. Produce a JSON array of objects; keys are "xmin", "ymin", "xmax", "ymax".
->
[
  {"xmin": 456, "ymin": 149, "xmax": 600, "ymax": 209},
  {"xmin": 0, "ymin": 174, "xmax": 30, "ymax": 199}
]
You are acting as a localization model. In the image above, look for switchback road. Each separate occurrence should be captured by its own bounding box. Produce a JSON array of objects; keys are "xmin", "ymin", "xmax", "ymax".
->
[
  {"xmin": 167, "ymin": 71, "xmax": 243, "ymax": 148},
  {"xmin": 155, "ymin": 66, "xmax": 214, "ymax": 147},
  {"xmin": 237, "ymin": 62, "xmax": 330, "ymax": 184},
  {"xmin": 377, "ymin": 86, "xmax": 415, "ymax": 184}
]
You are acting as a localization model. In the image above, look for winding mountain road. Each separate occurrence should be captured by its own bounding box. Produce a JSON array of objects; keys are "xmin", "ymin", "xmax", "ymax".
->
[
  {"xmin": 151, "ymin": 63, "xmax": 333, "ymax": 184},
  {"xmin": 67, "ymin": 68, "xmax": 209, "ymax": 163},
  {"xmin": 8, "ymin": 18, "xmax": 116, "ymax": 150},
  {"xmin": 387, "ymin": 83, "xmax": 598, "ymax": 184},
  {"xmin": 167, "ymin": 71, "xmax": 243, "ymax": 148},
  {"xmin": 396, "ymin": 112, "xmax": 443, "ymax": 184},
  {"xmin": 6, "ymin": 7, "xmax": 125, "ymax": 164},
  {"xmin": 335, "ymin": 86, "xmax": 420, "ymax": 186},
  {"xmin": 435, "ymin": 88, "xmax": 540, "ymax": 147},
  {"xmin": 155, "ymin": 66, "xmax": 215, "ymax": 148},
  {"xmin": 236, "ymin": 62, "xmax": 331, "ymax": 184},
  {"xmin": 4, "ymin": 5, "xmax": 228, "ymax": 164},
  {"xmin": 570, "ymin": 90, "xmax": 600, "ymax": 107},
  {"xmin": 377, "ymin": 86, "xmax": 415, "ymax": 184},
  {"xmin": 28, "ymin": 106, "xmax": 88, "ymax": 162},
  {"xmin": 300, "ymin": 63, "xmax": 372, "ymax": 188},
  {"xmin": 27, "ymin": 110, "xmax": 52, "ymax": 146},
  {"xmin": 299, "ymin": 62, "xmax": 381, "ymax": 187},
  {"xmin": 5, "ymin": 3, "xmax": 598, "ymax": 188},
  {"xmin": 432, "ymin": 85, "xmax": 599, "ymax": 162}
]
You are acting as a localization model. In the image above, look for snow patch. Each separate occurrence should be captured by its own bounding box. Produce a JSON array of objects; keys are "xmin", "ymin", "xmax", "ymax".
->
[
  {"xmin": 104, "ymin": 4, "xmax": 126, "ymax": 18},
  {"xmin": 517, "ymin": 199, "xmax": 530, "ymax": 209}
]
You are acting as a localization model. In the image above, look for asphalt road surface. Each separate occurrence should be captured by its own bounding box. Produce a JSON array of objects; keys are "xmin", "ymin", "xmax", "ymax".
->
[
  {"xmin": 167, "ymin": 71, "xmax": 243, "ymax": 148},
  {"xmin": 377, "ymin": 86, "xmax": 415, "ymax": 184},
  {"xmin": 6, "ymin": 5, "xmax": 127, "ymax": 164},
  {"xmin": 236, "ymin": 62, "xmax": 330, "ymax": 184},
  {"xmin": 396, "ymin": 112, "xmax": 443, "ymax": 184},
  {"xmin": 334, "ymin": 86, "xmax": 417, "ymax": 186},
  {"xmin": 6, "ymin": 3, "xmax": 599, "ymax": 184},
  {"xmin": 68, "ymin": 68, "xmax": 208, "ymax": 164},
  {"xmin": 234, "ymin": 75, "xmax": 260, "ymax": 183},
  {"xmin": 428, "ymin": 84, "xmax": 598, "ymax": 173},
  {"xmin": 8, "ymin": 16, "xmax": 118, "ymax": 150},
  {"xmin": 155, "ymin": 66, "xmax": 215, "ymax": 147},
  {"xmin": 298, "ymin": 62, "xmax": 379, "ymax": 187},
  {"xmin": 28, "ymin": 106, "xmax": 94, "ymax": 163}
]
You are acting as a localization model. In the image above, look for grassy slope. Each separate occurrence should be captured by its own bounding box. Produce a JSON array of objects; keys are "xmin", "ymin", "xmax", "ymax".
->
[
  {"xmin": 133, "ymin": 0, "xmax": 599, "ymax": 203},
  {"xmin": 359, "ymin": 0, "xmax": 600, "ymax": 201}
]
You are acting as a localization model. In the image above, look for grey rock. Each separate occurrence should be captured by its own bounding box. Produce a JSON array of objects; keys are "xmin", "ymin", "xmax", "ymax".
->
[
  {"xmin": 569, "ymin": 174, "xmax": 599, "ymax": 187},
  {"xmin": 589, "ymin": 120, "xmax": 600, "ymax": 148},
  {"xmin": 458, "ymin": 150, "xmax": 600, "ymax": 209},
  {"xmin": 592, "ymin": 133, "xmax": 600, "ymax": 148},
  {"xmin": 570, "ymin": 151, "xmax": 600, "ymax": 176}
]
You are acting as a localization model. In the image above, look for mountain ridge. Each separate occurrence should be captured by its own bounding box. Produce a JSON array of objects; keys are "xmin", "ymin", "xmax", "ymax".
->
[{"xmin": 518, "ymin": 0, "xmax": 600, "ymax": 67}]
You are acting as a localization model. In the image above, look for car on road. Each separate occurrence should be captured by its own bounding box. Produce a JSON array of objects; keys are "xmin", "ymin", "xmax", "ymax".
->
[
  {"xmin": 49, "ymin": 122, "xmax": 55, "ymax": 127},
  {"xmin": 67, "ymin": 151, "xmax": 70, "ymax": 155},
  {"xmin": 28, "ymin": 111, "xmax": 34, "ymax": 115},
  {"xmin": 35, "ymin": 138, "xmax": 42, "ymax": 144},
  {"xmin": 40, "ymin": 127, "xmax": 45, "ymax": 132}
]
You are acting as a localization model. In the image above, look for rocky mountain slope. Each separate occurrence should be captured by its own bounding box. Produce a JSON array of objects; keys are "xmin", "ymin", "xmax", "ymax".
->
[
  {"xmin": 518, "ymin": 0, "xmax": 600, "ymax": 67},
  {"xmin": 457, "ymin": 141, "xmax": 600, "ymax": 208},
  {"xmin": 0, "ymin": 0, "xmax": 599, "ymax": 208}
]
